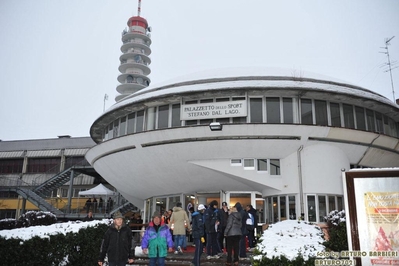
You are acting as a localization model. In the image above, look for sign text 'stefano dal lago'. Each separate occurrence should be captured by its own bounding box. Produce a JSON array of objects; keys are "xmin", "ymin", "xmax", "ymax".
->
[{"xmin": 181, "ymin": 100, "xmax": 247, "ymax": 120}]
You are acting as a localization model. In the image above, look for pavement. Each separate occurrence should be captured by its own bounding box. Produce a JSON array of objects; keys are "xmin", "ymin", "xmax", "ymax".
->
[{"xmin": 133, "ymin": 245, "xmax": 253, "ymax": 265}]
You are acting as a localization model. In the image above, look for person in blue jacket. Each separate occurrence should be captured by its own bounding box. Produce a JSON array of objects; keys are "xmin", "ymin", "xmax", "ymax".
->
[
  {"xmin": 191, "ymin": 204, "xmax": 206, "ymax": 266},
  {"xmin": 141, "ymin": 211, "xmax": 174, "ymax": 266}
]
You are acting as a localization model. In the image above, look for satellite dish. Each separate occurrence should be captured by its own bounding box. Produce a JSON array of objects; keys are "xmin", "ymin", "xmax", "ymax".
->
[{"xmin": 147, "ymin": 26, "xmax": 152, "ymax": 32}]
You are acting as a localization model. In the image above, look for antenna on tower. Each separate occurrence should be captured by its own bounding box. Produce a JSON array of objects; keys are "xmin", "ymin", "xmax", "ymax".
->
[
  {"xmin": 380, "ymin": 36, "xmax": 398, "ymax": 103},
  {"xmin": 137, "ymin": 0, "xmax": 141, "ymax": 16}
]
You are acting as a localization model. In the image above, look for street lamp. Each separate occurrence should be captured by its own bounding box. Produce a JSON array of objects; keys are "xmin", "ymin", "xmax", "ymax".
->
[{"xmin": 209, "ymin": 122, "xmax": 222, "ymax": 131}]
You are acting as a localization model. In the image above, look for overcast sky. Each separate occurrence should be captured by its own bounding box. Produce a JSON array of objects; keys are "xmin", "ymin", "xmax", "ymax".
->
[{"xmin": 0, "ymin": 0, "xmax": 398, "ymax": 141}]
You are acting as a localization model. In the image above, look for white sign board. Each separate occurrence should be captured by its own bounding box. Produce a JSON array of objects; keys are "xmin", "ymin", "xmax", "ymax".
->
[{"xmin": 181, "ymin": 100, "xmax": 247, "ymax": 120}]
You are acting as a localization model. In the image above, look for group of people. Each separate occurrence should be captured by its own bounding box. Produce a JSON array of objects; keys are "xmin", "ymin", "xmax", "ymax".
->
[
  {"xmin": 201, "ymin": 201, "xmax": 258, "ymax": 266},
  {"xmin": 84, "ymin": 196, "xmax": 113, "ymax": 214},
  {"xmin": 97, "ymin": 201, "xmax": 258, "ymax": 266}
]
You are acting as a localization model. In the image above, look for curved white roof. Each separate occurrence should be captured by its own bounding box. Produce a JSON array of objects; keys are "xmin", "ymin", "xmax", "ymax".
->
[
  {"xmin": 147, "ymin": 67, "xmax": 351, "ymax": 89},
  {"xmin": 106, "ymin": 67, "xmax": 395, "ymax": 114}
]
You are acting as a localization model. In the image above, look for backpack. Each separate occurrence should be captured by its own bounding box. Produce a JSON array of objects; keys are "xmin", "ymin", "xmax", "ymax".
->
[{"xmin": 246, "ymin": 212, "xmax": 254, "ymax": 231}]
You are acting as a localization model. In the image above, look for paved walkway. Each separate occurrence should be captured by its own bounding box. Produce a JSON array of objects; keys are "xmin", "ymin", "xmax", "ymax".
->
[{"xmin": 133, "ymin": 245, "xmax": 253, "ymax": 265}]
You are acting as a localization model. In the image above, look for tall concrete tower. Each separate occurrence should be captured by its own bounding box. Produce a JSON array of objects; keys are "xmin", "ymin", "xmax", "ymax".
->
[{"xmin": 115, "ymin": 1, "xmax": 151, "ymax": 102}]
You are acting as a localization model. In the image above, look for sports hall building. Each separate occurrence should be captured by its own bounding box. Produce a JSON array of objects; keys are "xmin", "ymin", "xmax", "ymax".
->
[
  {"xmin": 87, "ymin": 25, "xmax": 399, "ymax": 223},
  {"xmin": 84, "ymin": 12, "xmax": 399, "ymax": 225}
]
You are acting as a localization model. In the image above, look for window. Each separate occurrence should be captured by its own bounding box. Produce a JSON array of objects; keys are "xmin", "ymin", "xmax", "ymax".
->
[
  {"xmin": 171, "ymin": 104, "xmax": 181, "ymax": 127},
  {"xmin": 120, "ymin": 116, "xmax": 127, "ymax": 136},
  {"xmin": 126, "ymin": 75, "xmax": 133, "ymax": 83},
  {"xmin": 257, "ymin": 159, "xmax": 267, "ymax": 171},
  {"xmin": 108, "ymin": 122, "xmax": 114, "ymax": 139},
  {"xmin": 134, "ymin": 55, "xmax": 142, "ymax": 63},
  {"xmin": 315, "ymin": 100, "xmax": 328, "ymax": 126},
  {"xmin": 216, "ymin": 117, "xmax": 230, "ymax": 124},
  {"xmin": 231, "ymin": 159, "xmax": 242, "ymax": 165},
  {"xmin": 27, "ymin": 158, "xmax": 60, "ymax": 173},
  {"xmin": 330, "ymin": 102, "xmax": 341, "ymax": 127},
  {"xmin": 250, "ymin": 98, "xmax": 263, "ymax": 123},
  {"xmin": 343, "ymin": 104, "xmax": 355, "ymax": 129},
  {"xmin": 64, "ymin": 156, "xmax": 89, "ymax": 169},
  {"xmin": 289, "ymin": 196, "xmax": 296, "ymax": 219},
  {"xmin": 301, "ymin": 99, "xmax": 312, "ymax": 125},
  {"xmin": 318, "ymin": 195, "xmax": 327, "ymax": 222},
  {"xmin": 366, "ymin": 109, "xmax": 375, "ymax": 132},
  {"xmin": 243, "ymin": 159, "xmax": 255, "ymax": 169},
  {"xmin": 328, "ymin": 196, "xmax": 336, "ymax": 212},
  {"xmin": 270, "ymin": 159, "xmax": 280, "ymax": 175},
  {"xmin": 158, "ymin": 104, "xmax": 169, "ymax": 129},
  {"xmin": 283, "ymin": 98, "xmax": 293, "ymax": 123},
  {"xmin": 136, "ymin": 110, "xmax": 144, "ymax": 132},
  {"xmin": 383, "ymin": 115, "xmax": 390, "ymax": 136},
  {"xmin": 147, "ymin": 107, "xmax": 156, "ymax": 131},
  {"xmin": 127, "ymin": 113, "xmax": 136, "ymax": 134},
  {"xmin": 0, "ymin": 159, "xmax": 23, "ymax": 174},
  {"xmin": 337, "ymin": 196, "xmax": 343, "ymax": 211},
  {"xmin": 216, "ymin": 98, "xmax": 229, "ymax": 102},
  {"xmin": 280, "ymin": 196, "xmax": 286, "ymax": 220},
  {"xmin": 113, "ymin": 119, "xmax": 119, "ymax": 137},
  {"xmin": 266, "ymin": 97, "xmax": 280, "ymax": 123},
  {"xmin": 272, "ymin": 197, "xmax": 278, "ymax": 223},
  {"xmin": 185, "ymin": 120, "xmax": 198, "ymax": 126},
  {"xmin": 355, "ymin": 106, "xmax": 366, "ymax": 130},
  {"xmin": 375, "ymin": 112, "xmax": 383, "ymax": 133},
  {"xmin": 307, "ymin": 195, "xmax": 316, "ymax": 222}
]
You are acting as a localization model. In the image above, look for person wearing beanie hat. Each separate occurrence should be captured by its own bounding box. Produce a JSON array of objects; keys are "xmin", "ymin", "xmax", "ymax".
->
[
  {"xmin": 190, "ymin": 204, "xmax": 206, "ymax": 266},
  {"xmin": 142, "ymin": 210, "xmax": 174, "ymax": 266},
  {"xmin": 152, "ymin": 211, "xmax": 162, "ymax": 219},
  {"xmin": 98, "ymin": 211, "xmax": 134, "ymax": 266}
]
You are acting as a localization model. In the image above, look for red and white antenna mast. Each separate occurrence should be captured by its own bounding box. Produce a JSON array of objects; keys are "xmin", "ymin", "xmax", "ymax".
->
[{"xmin": 137, "ymin": 0, "xmax": 142, "ymax": 16}]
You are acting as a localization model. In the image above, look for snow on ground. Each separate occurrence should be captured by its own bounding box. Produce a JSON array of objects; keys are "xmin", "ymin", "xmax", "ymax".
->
[
  {"xmin": 253, "ymin": 220, "xmax": 326, "ymax": 261},
  {"xmin": 0, "ymin": 219, "xmax": 325, "ymax": 260}
]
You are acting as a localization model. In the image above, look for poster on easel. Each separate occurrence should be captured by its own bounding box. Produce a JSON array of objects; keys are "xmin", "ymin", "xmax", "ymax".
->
[
  {"xmin": 364, "ymin": 192, "xmax": 399, "ymax": 265},
  {"xmin": 344, "ymin": 169, "xmax": 399, "ymax": 266}
]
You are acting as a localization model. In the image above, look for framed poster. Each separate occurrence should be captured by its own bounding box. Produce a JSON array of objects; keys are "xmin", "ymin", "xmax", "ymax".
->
[{"xmin": 344, "ymin": 169, "xmax": 399, "ymax": 266}]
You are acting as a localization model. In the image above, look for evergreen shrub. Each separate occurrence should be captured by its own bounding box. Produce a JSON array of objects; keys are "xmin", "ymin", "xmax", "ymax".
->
[{"xmin": 323, "ymin": 210, "xmax": 348, "ymax": 252}]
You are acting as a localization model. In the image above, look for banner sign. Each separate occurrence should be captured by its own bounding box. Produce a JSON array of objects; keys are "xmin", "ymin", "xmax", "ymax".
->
[
  {"xmin": 344, "ymin": 170, "xmax": 399, "ymax": 266},
  {"xmin": 181, "ymin": 100, "xmax": 247, "ymax": 120},
  {"xmin": 364, "ymin": 191, "xmax": 399, "ymax": 265}
]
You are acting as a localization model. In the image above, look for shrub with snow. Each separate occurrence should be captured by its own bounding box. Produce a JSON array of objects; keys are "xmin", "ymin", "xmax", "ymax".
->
[
  {"xmin": 253, "ymin": 220, "xmax": 325, "ymax": 263},
  {"xmin": 15, "ymin": 211, "xmax": 57, "ymax": 228},
  {"xmin": 323, "ymin": 210, "xmax": 348, "ymax": 252}
]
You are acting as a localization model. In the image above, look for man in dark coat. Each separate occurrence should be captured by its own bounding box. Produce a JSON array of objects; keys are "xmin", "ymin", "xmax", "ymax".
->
[
  {"xmin": 234, "ymin": 202, "xmax": 248, "ymax": 259},
  {"xmin": 204, "ymin": 200, "xmax": 221, "ymax": 259},
  {"xmin": 245, "ymin": 204, "xmax": 257, "ymax": 249},
  {"xmin": 191, "ymin": 204, "xmax": 206, "ymax": 266},
  {"xmin": 98, "ymin": 211, "xmax": 135, "ymax": 266},
  {"xmin": 218, "ymin": 201, "xmax": 229, "ymax": 252},
  {"xmin": 83, "ymin": 211, "xmax": 94, "ymax": 221}
]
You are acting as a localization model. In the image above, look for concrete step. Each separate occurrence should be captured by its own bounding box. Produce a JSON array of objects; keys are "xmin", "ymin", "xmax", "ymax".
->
[{"xmin": 132, "ymin": 252, "xmax": 252, "ymax": 265}]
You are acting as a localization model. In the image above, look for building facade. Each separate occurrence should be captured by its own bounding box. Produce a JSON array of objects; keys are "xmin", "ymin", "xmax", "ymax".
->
[
  {"xmin": 86, "ymin": 67, "xmax": 399, "ymax": 224},
  {"xmin": 0, "ymin": 136, "xmax": 107, "ymax": 219}
]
